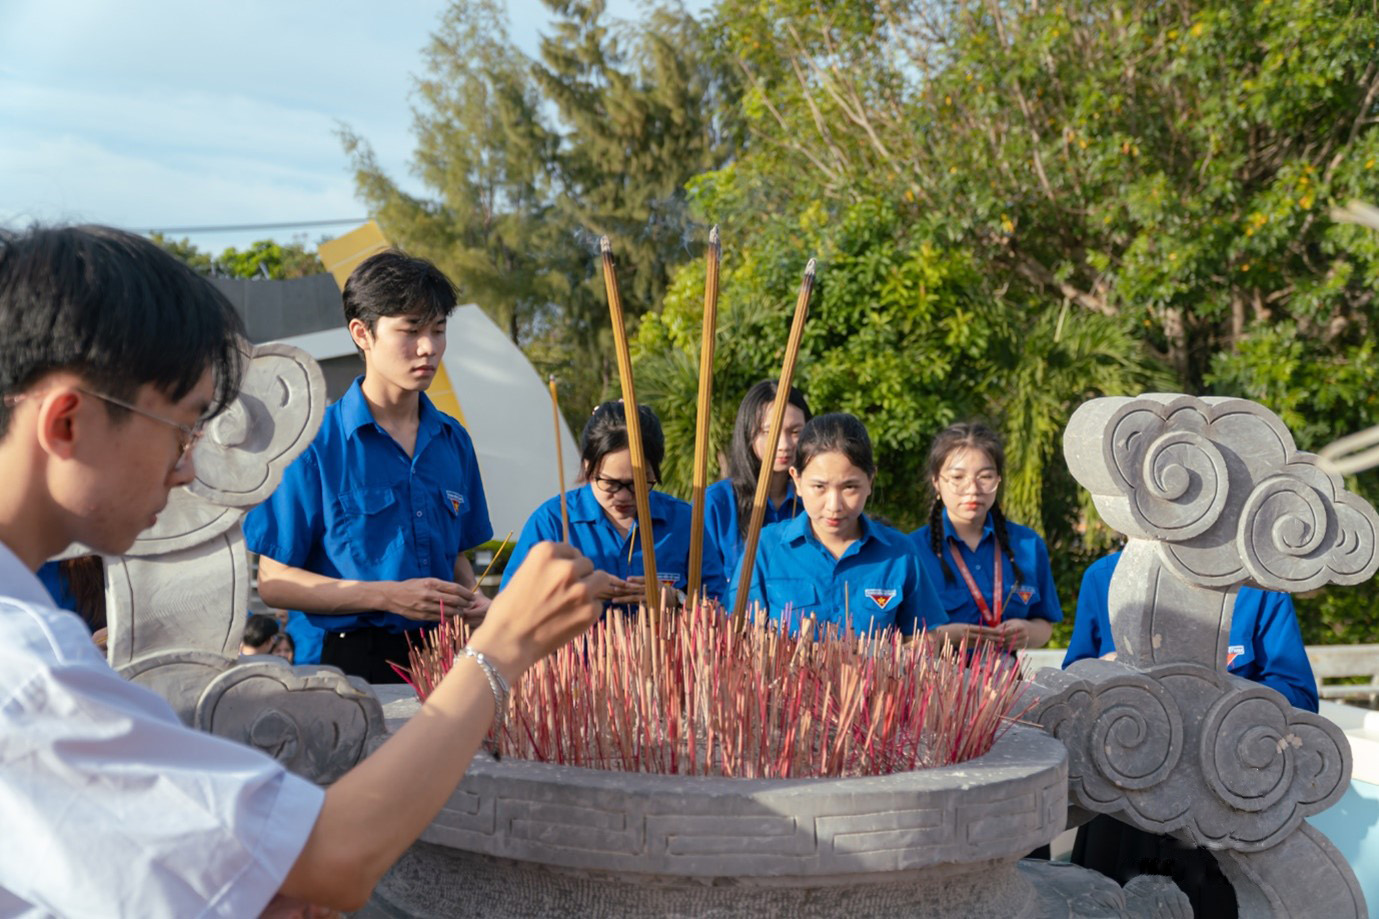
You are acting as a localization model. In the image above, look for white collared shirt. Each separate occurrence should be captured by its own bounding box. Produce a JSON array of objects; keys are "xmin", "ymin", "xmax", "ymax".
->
[{"xmin": 0, "ymin": 542, "xmax": 325, "ymax": 918}]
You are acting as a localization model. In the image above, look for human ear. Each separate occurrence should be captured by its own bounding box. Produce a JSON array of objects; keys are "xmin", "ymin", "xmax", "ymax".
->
[
  {"xmin": 789, "ymin": 466, "xmax": 801, "ymax": 486},
  {"xmin": 347, "ymin": 318, "xmax": 373, "ymax": 352},
  {"xmin": 35, "ymin": 389, "xmax": 82, "ymax": 460}
]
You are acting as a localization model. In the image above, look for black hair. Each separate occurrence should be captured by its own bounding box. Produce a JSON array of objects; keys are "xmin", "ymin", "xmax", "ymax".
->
[
  {"xmin": 923, "ymin": 422, "xmax": 1024, "ymax": 585},
  {"xmin": 242, "ymin": 613, "xmax": 281, "ymax": 649},
  {"xmin": 793, "ymin": 413, "xmax": 875, "ymax": 479},
  {"xmin": 580, "ymin": 401, "xmax": 665, "ymax": 484},
  {"xmin": 0, "ymin": 225, "xmax": 245, "ymax": 437},
  {"xmin": 726, "ymin": 380, "xmax": 812, "ymax": 538},
  {"xmin": 342, "ymin": 250, "xmax": 457, "ymax": 349}
]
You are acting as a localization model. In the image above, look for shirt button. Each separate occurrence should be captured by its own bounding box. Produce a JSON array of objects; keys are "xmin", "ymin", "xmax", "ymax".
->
[{"xmin": 416, "ymin": 511, "xmax": 423, "ymax": 517}]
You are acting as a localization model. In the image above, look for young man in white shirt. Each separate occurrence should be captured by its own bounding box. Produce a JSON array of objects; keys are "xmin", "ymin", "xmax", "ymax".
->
[{"xmin": 0, "ymin": 225, "xmax": 605, "ymax": 917}]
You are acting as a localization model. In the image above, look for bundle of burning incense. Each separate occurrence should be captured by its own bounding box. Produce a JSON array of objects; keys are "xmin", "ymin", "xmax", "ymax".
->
[{"xmin": 398, "ymin": 599, "xmax": 1030, "ymax": 779}]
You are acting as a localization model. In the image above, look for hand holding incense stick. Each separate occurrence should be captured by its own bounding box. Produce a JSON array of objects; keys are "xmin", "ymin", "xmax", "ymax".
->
[
  {"xmin": 548, "ymin": 376, "xmax": 571, "ymax": 543},
  {"xmin": 687, "ymin": 226, "xmax": 721, "ymax": 604},
  {"xmin": 600, "ymin": 236, "xmax": 661, "ymax": 621},
  {"xmin": 731, "ymin": 258, "xmax": 817, "ymax": 628}
]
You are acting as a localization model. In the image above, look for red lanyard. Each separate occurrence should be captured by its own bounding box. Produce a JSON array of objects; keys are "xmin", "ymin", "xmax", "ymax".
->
[{"xmin": 947, "ymin": 539, "xmax": 1003, "ymax": 627}]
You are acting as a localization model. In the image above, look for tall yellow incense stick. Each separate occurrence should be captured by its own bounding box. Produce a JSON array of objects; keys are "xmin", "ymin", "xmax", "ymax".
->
[
  {"xmin": 599, "ymin": 236, "xmax": 661, "ymax": 621},
  {"xmin": 548, "ymin": 376, "xmax": 570, "ymax": 543},
  {"xmin": 687, "ymin": 226, "xmax": 720, "ymax": 604},
  {"xmin": 731, "ymin": 258, "xmax": 817, "ymax": 628}
]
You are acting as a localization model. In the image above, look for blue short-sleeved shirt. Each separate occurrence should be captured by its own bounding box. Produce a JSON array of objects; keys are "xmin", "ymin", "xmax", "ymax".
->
[
  {"xmin": 702, "ymin": 478, "xmax": 802, "ymax": 600},
  {"xmin": 1062, "ymin": 551, "xmax": 1318, "ymax": 712},
  {"xmin": 499, "ymin": 485, "xmax": 724, "ymax": 610},
  {"xmin": 244, "ymin": 377, "xmax": 493, "ymax": 634},
  {"xmin": 732, "ymin": 514, "xmax": 948, "ymax": 637},
  {"xmin": 910, "ymin": 511, "xmax": 1063, "ymax": 626}
]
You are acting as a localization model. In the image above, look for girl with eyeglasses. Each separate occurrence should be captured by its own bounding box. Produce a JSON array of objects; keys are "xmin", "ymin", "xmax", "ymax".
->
[
  {"xmin": 733, "ymin": 413, "xmax": 947, "ymax": 638},
  {"xmin": 909, "ymin": 422, "xmax": 1063, "ymax": 651},
  {"xmin": 702, "ymin": 381, "xmax": 812, "ymax": 600},
  {"xmin": 500, "ymin": 401, "xmax": 724, "ymax": 611}
]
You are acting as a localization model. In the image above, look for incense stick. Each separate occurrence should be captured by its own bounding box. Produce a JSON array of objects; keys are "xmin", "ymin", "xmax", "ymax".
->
[
  {"xmin": 548, "ymin": 376, "xmax": 571, "ymax": 542},
  {"xmin": 600, "ymin": 236, "xmax": 661, "ymax": 621},
  {"xmin": 731, "ymin": 258, "xmax": 817, "ymax": 627},
  {"xmin": 687, "ymin": 226, "xmax": 721, "ymax": 603},
  {"xmin": 478, "ymin": 530, "xmax": 514, "ymax": 584}
]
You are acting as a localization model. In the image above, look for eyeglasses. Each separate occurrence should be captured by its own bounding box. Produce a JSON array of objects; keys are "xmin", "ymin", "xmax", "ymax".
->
[
  {"xmin": 3, "ymin": 387, "xmax": 206, "ymax": 464},
  {"xmin": 592, "ymin": 473, "xmax": 657, "ymax": 496},
  {"xmin": 939, "ymin": 471, "xmax": 1001, "ymax": 493}
]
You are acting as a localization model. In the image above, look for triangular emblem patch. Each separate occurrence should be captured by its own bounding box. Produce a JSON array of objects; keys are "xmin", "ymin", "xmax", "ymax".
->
[{"xmin": 864, "ymin": 588, "xmax": 897, "ymax": 610}]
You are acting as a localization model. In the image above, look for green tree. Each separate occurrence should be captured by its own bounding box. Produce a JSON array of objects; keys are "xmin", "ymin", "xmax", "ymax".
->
[
  {"xmin": 646, "ymin": 0, "xmax": 1379, "ymax": 643},
  {"xmin": 216, "ymin": 239, "xmax": 324, "ymax": 279},
  {"xmin": 343, "ymin": 0, "xmax": 730, "ymax": 423}
]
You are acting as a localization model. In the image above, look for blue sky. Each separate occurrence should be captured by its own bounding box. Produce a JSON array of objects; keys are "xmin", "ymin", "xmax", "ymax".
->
[{"xmin": 0, "ymin": 0, "xmax": 661, "ymax": 255}]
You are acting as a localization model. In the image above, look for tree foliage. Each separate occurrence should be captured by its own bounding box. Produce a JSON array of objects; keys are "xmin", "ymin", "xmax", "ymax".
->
[
  {"xmin": 150, "ymin": 234, "xmax": 324, "ymax": 280},
  {"xmin": 636, "ymin": 0, "xmax": 1379, "ymax": 643},
  {"xmin": 341, "ymin": 0, "xmax": 730, "ymax": 424}
]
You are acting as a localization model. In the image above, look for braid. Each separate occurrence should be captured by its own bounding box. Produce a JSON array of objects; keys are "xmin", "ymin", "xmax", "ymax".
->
[
  {"xmin": 989, "ymin": 504, "xmax": 1026, "ymax": 586},
  {"xmin": 928, "ymin": 498, "xmax": 954, "ymax": 583}
]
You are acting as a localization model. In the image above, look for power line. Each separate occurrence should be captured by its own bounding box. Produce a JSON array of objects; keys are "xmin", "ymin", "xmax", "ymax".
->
[{"xmin": 139, "ymin": 218, "xmax": 369, "ymax": 235}]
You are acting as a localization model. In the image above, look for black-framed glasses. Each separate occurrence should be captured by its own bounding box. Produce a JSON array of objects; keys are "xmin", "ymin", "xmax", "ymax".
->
[
  {"xmin": 3, "ymin": 387, "xmax": 206, "ymax": 464},
  {"xmin": 592, "ymin": 473, "xmax": 657, "ymax": 496}
]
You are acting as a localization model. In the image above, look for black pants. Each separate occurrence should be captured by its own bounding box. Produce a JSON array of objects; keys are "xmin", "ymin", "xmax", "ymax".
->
[
  {"xmin": 321, "ymin": 626, "xmax": 431, "ymax": 684},
  {"xmin": 1072, "ymin": 814, "xmax": 1237, "ymax": 917}
]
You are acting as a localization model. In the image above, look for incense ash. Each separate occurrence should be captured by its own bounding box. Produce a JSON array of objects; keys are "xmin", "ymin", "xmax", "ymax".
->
[{"xmin": 393, "ymin": 601, "xmax": 1031, "ymax": 779}]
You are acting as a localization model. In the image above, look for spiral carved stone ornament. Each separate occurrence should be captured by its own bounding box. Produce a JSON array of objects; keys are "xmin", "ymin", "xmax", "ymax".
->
[
  {"xmin": 1063, "ymin": 394, "xmax": 1379, "ymax": 591},
  {"xmin": 1031, "ymin": 659, "xmax": 1350, "ymax": 852}
]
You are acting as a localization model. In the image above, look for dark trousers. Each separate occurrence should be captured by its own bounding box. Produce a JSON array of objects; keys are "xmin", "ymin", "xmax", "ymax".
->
[
  {"xmin": 1072, "ymin": 814, "xmax": 1237, "ymax": 917},
  {"xmin": 321, "ymin": 626, "xmax": 430, "ymax": 684}
]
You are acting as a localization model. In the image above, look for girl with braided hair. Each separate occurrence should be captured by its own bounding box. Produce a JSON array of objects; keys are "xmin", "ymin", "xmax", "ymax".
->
[{"xmin": 909, "ymin": 422, "xmax": 1062, "ymax": 651}]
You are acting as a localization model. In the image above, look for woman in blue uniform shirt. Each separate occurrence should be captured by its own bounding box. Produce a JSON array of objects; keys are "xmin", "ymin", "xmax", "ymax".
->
[
  {"xmin": 733, "ymin": 413, "xmax": 947, "ymax": 638},
  {"xmin": 500, "ymin": 401, "xmax": 724, "ymax": 610},
  {"xmin": 702, "ymin": 381, "xmax": 811, "ymax": 599},
  {"xmin": 1064, "ymin": 550, "xmax": 1317, "ymax": 710},
  {"xmin": 910, "ymin": 423, "xmax": 1062, "ymax": 651}
]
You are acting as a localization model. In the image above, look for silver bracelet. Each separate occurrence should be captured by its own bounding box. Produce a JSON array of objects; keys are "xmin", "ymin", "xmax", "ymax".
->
[{"xmin": 461, "ymin": 647, "xmax": 510, "ymax": 745}]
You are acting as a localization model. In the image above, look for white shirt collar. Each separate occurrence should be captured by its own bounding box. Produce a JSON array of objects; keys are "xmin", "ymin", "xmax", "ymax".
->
[{"xmin": 0, "ymin": 538, "xmax": 57, "ymax": 607}]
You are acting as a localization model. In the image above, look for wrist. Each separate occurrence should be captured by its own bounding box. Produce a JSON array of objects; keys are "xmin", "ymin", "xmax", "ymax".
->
[{"xmin": 465, "ymin": 623, "xmax": 528, "ymax": 686}]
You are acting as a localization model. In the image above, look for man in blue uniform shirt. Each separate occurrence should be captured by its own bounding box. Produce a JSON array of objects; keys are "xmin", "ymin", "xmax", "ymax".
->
[
  {"xmin": 1064, "ymin": 550, "xmax": 1317, "ymax": 711},
  {"xmin": 245, "ymin": 251, "xmax": 492, "ymax": 683}
]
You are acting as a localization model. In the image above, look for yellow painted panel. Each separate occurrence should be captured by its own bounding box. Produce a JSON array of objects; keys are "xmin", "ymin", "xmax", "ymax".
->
[
  {"xmin": 318, "ymin": 221, "xmax": 391, "ymax": 291},
  {"xmin": 427, "ymin": 361, "xmax": 467, "ymax": 427}
]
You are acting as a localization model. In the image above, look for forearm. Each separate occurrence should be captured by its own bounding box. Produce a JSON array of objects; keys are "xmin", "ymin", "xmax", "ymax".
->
[
  {"xmin": 454, "ymin": 552, "xmax": 478, "ymax": 590},
  {"xmin": 279, "ymin": 649, "xmax": 506, "ymax": 908},
  {"xmin": 1024, "ymin": 618, "xmax": 1054, "ymax": 649},
  {"xmin": 256, "ymin": 555, "xmax": 387, "ymax": 615}
]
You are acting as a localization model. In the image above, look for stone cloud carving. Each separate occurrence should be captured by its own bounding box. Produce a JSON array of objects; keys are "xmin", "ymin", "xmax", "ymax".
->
[{"xmin": 1032, "ymin": 394, "xmax": 1374, "ymax": 917}]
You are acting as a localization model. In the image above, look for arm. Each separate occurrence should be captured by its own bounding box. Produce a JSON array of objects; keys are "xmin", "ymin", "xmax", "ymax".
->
[
  {"xmin": 279, "ymin": 542, "xmax": 606, "ymax": 910},
  {"xmin": 256, "ymin": 555, "xmax": 466, "ymax": 623}
]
